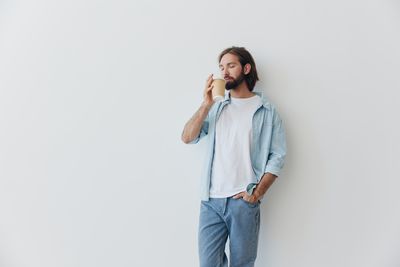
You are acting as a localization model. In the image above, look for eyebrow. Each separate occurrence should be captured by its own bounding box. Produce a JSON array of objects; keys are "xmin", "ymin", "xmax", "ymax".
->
[{"xmin": 219, "ymin": 62, "xmax": 237, "ymax": 68}]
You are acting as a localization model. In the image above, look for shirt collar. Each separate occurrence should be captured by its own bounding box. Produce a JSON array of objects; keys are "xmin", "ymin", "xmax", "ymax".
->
[{"xmin": 222, "ymin": 89, "xmax": 271, "ymax": 109}]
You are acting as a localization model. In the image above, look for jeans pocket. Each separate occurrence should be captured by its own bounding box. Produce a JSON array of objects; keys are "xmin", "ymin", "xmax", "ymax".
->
[{"xmin": 241, "ymin": 198, "xmax": 259, "ymax": 208}]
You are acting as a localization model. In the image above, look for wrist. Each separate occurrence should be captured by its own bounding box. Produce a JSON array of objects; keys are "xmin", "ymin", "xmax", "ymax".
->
[
  {"xmin": 201, "ymin": 101, "xmax": 213, "ymax": 110},
  {"xmin": 252, "ymin": 190, "xmax": 262, "ymax": 200}
]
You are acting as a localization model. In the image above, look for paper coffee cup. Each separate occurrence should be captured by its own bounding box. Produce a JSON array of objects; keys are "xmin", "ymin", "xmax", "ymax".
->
[{"xmin": 211, "ymin": 78, "xmax": 226, "ymax": 102}]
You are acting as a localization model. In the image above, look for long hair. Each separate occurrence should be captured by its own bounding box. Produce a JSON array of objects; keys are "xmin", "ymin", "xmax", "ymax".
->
[{"xmin": 218, "ymin": 46, "xmax": 259, "ymax": 91}]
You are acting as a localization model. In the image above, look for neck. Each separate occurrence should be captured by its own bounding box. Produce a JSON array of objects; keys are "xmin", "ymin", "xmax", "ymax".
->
[{"xmin": 229, "ymin": 82, "xmax": 255, "ymax": 98}]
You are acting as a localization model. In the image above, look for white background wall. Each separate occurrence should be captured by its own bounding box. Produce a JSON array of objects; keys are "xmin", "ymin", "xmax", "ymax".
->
[{"xmin": 1, "ymin": 0, "xmax": 400, "ymax": 266}]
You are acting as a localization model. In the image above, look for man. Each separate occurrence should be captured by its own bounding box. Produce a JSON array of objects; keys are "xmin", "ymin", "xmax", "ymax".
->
[{"xmin": 181, "ymin": 46, "xmax": 286, "ymax": 267}]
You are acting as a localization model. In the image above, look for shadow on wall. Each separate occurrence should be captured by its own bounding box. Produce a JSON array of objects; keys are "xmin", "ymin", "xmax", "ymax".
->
[{"xmin": 255, "ymin": 65, "xmax": 329, "ymax": 263}]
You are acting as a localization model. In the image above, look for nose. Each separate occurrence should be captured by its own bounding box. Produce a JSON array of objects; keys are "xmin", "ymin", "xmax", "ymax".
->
[{"xmin": 221, "ymin": 68, "xmax": 229, "ymax": 78}]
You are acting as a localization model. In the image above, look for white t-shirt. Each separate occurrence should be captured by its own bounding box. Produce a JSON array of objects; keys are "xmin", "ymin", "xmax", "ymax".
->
[{"xmin": 209, "ymin": 94, "xmax": 262, "ymax": 198}]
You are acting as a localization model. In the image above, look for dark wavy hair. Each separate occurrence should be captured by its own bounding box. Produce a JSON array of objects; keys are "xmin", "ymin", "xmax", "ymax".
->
[{"xmin": 218, "ymin": 46, "xmax": 259, "ymax": 91}]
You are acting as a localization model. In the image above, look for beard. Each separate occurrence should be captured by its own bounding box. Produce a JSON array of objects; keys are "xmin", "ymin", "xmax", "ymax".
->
[{"xmin": 225, "ymin": 72, "xmax": 246, "ymax": 90}]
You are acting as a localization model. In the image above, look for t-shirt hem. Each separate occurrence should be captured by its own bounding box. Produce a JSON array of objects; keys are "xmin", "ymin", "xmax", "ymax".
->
[{"xmin": 209, "ymin": 187, "xmax": 247, "ymax": 198}]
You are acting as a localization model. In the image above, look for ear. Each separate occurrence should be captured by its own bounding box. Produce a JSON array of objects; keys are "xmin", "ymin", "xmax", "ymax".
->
[{"xmin": 243, "ymin": 63, "xmax": 251, "ymax": 75}]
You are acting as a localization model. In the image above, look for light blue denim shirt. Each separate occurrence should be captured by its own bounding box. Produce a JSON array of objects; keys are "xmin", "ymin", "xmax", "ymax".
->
[{"xmin": 189, "ymin": 90, "xmax": 287, "ymax": 201}]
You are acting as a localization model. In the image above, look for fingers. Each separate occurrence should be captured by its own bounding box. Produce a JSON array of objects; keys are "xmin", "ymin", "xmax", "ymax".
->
[
  {"xmin": 233, "ymin": 192, "xmax": 256, "ymax": 203},
  {"xmin": 203, "ymin": 74, "xmax": 215, "ymax": 105},
  {"xmin": 232, "ymin": 192, "xmax": 244, "ymax": 199},
  {"xmin": 203, "ymin": 85, "xmax": 214, "ymax": 99},
  {"xmin": 206, "ymin": 74, "xmax": 214, "ymax": 87}
]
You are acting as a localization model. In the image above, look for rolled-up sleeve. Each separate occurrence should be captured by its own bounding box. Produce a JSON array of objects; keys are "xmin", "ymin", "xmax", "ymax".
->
[
  {"xmin": 264, "ymin": 112, "xmax": 286, "ymax": 176},
  {"xmin": 188, "ymin": 114, "xmax": 210, "ymax": 144}
]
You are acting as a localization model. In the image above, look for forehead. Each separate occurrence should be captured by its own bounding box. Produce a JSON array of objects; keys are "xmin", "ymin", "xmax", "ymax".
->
[{"xmin": 219, "ymin": 53, "xmax": 240, "ymax": 66}]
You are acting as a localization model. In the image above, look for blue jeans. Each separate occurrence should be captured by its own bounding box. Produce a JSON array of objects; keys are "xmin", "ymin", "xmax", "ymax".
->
[{"xmin": 198, "ymin": 197, "xmax": 261, "ymax": 267}]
